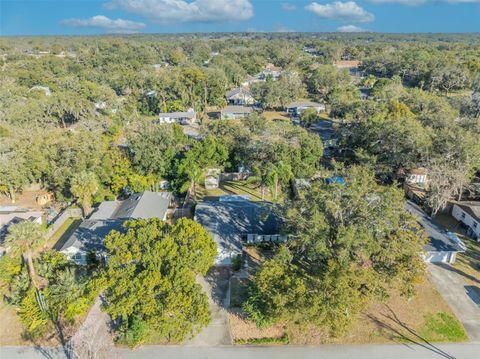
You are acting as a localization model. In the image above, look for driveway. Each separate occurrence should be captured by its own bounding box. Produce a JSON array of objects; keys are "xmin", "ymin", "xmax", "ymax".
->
[
  {"xmin": 186, "ymin": 267, "xmax": 233, "ymax": 346},
  {"xmin": 428, "ymin": 263, "xmax": 480, "ymax": 342}
]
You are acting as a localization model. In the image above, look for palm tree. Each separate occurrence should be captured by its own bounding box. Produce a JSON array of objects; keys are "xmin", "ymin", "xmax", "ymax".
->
[
  {"xmin": 70, "ymin": 171, "xmax": 99, "ymax": 216},
  {"xmin": 181, "ymin": 162, "xmax": 205, "ymax": 200},
  {"xmin": 5, "ymin": 221, "xmax": 44, "ymax": 289}
]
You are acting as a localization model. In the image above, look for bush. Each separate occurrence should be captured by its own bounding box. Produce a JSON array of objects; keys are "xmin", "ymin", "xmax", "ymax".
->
[
  {"xmin": 232, "ymin": 254, "xmax": 243, "ymax": 271},
  {"xmin": 236, "ymin": 334, "xmax": 289, "ymax": 345},
  {"xmin": 118, "ymin": 316, "xmax": 148, "ymax": 348},
  {"xmin": 18, "ymin": 288, "xmax": 50, "ymax": 339}
]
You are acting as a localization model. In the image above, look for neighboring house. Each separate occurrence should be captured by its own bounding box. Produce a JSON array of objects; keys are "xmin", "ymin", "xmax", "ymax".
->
[
  {"xmin": 451, "ymin": 201, "xmax": 480, "ymax": 240},
  {"xmin": 241, "ymin": 74, "xmax": 262, "ymax": 87},
  {"xmin": 260, "ymin": 63, "xmax": 282, "ymax": 80},
  {"xmin": 220, "ymin": 105, "xmax": 252, "ymax": 120},
  {"xmin": 286, "ymin": 101, "xmax": 325, "ymax": 117},
  {"xmin": 405, "ymin": 201, "xmax": 466, "ymax": 264},
  {"xmin": 194, "ymin": 197, "xmax": 285, "ymax": 265},
  {"xmin": 57, "ymin": 191, "xmax": 173, "ymax": 264},
  {"xmin": 334, "ymin": 60, "xmax": 361, "ymax": 69},
  {"xmin": 226, "ymin": 87, "xmax": 255, "ymax": 106},
  {"xmin": 0, "ymin": 207, "xmax": 43, "ymax": 256},
  {"xmin": 158, "ymin": 109, "xmax": 197, "ymax": 125},
  {"xmin": 406, "ymin": 168, "xmax": 428, "ymax": 186}
]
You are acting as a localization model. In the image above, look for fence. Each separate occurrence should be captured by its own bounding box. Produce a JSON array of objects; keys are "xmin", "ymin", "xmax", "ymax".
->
[{"xmin": 44, "ymin": 207, "xmax": 82, "ymax": 240}]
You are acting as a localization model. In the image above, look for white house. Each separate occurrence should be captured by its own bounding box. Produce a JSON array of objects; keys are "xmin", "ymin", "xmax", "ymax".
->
[
  {"xmin": 260, "ymin": 63, "xmax": 282, "ymax": 80},
  {"xmin": 57, "ymin": 191, "xmax": 173, "ymax": 264},
  {"xmin": 158, "ymin": 109, "xmax": 197, "ymax": 125},
  {"xmin": 406, "ymin": 201, "xmax": 466, "ymax": 264},
  {"xmin": 452, "ymin": 202, "xmax": 480, "ymax": 241},
  {"xmin": 286, "ymin": 101, "xmax": 326, "ymax": 117},
  {"xmin": 220, "ymin": 106, "xmax": 252, "ymax": 120},
  {"xmin": 226, "ymin": 87, "xmax": 255, "ymax": 106}
]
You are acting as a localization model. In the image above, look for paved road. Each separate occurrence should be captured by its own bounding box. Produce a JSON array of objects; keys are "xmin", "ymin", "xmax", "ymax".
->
[
  {"xmin": 1, "ymin": 343, "xmax": 479, "ymax": 359},
  {"xmin": 428, "ymin": 263, "xmax": 480, "ymax": 342}
]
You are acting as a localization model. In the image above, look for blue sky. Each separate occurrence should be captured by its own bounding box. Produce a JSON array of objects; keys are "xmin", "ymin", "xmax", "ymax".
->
[{"xmin": 1, "ymin": 0, "xmax": 479, "ymax": 36}]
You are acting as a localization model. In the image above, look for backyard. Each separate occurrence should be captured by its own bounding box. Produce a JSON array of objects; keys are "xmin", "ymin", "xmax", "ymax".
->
[{"xmin": 196, "ymin": 180, "xmax": 281, "ymax": 203}]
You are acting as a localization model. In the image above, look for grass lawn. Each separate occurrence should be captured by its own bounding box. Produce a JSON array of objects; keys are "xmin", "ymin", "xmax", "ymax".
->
[
  {"xmin": 196, "ymin": 180, "xmax": 280, "ymax": 203},
  {"xmin": 263, "ymin": 111, "xmax": 290, "ymax": 122},
  {"xmin": 46, "ymin": 217, "xmax": 82, "ymax": 251}
]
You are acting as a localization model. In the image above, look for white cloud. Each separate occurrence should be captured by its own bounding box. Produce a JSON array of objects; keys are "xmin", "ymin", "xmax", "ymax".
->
[
  {"xmin": 105, "ymin": 0, "xmax": 254, "ymax": 24},
  {"xmin": 61, "ymin": 15, "xmax": 146, "ymax": 33},
  {"xmin": 305, "ymin": 2, "xmax": 375, "ymax": 23},
  {"xmin": 281, "ymin": 3, "xmax": 297, "ymax": 11},
  {"xmin": 337, "ymin": 24, "xmax": 366, "ymax": 32},
  {"xmin": 367, "ymin": 0, "xmax": 426, "ymax": 4},
  {"xmin": 367, "ymin": 0, "xmax": 480, "ymax": 4}
]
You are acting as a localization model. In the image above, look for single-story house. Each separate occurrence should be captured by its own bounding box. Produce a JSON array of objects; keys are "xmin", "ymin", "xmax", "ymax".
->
[
  {"xmin": 194, "ymin": 197, "xmax": 284, "ymax": 265},
  {"xmin": 334, "ymin": 60, "xmax": 361, "ymax": 69},
  {"xmin": 159, "ymin": 109, "xmax": 197, "ymax": 125},
  {"xmin": 241, "ymin": 75, "xmax": 262, "ymax": 87},
  {"xmin": 220, "ymin": 105, "xmax": 252, "ymax": 120},
  {"xmin": 286, "ymin": 101, "xmax": 325, "ymax": 117},
  {"xmin": 226, "ymin": 87, "xmax": 255, "ymax": 106},
  {"xmin": 57, "ymin": 191, "xmax": 173, "ymax": 264},
  {"xmin": 451, "ymin": 201, "xmax": 480, "ymax": 240},
  {"xmin": 260, "ymin": 63, "xmax": 282, "ymax": 80},
  {"xmin": 405, "ymin": 201, "xmax": 466, "ymax": 264},
  {"xmin": 0, "ymin": 207, "xmax": 43, "ymax": 256}
]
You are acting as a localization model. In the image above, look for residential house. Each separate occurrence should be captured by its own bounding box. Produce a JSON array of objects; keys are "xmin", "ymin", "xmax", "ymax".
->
[
  {"xmin": 0, "ymin": 207, "xmax": 43, "ymax": 256},
  {"xmin": 406, "ymin": 168, "xmax": 428, "ymax": 185},
  {"xmin": 260, "ymin": 63, "xmax": 282, "ymax": 80},
  {"xmin": 205, "ymin": 168, "xmax": 221, "ymax": 190},
  {"xmin": 158, "ymin": 108, "xmax": 197, "ymax": 125},
  {"xmin": 404, "ymin": 168, "xmax": 428, "ymax": 204},
  {"xmin": 56, "ymin": 191, "xmax": 173, "ymax": 264},
  {"xmin": 241, "ymin": 74, "xmax": 262, "ymax": 87},
  {"xmin": 220, "ymin": 105, "xmax": 252, "ymax": 120},
  {"xmin": 286, "ymin": 101, "xmax": 325, "ymax": 117},
  {"xmin": 226, "ymin": 87, "xmax": 255, "ymax": 106},
  {"xmin": 405, "ymin": 201, "xmax": 466, "ymax": 264},
  {"xmin": 451, "ymin": 201, "xmax": 480, "ymax": 240},
  {"xmin": 194, "ymin": 197, "xmax": 285, "ymax": 265}
]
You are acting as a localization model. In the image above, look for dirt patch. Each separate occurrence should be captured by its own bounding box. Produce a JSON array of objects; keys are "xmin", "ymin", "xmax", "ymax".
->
[
  {"xmin": 228, "ymin": 308, "xmax": 285, "ymax": 342},
  {"xmin": 0, "ymin": 190, "xmax": 55, "ymax": 211}
]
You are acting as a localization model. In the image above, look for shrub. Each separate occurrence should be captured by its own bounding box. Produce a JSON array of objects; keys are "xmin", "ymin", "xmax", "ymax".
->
[{"xmin": 18, "ymin": 288, "xmax": 50, "ymax": 339}]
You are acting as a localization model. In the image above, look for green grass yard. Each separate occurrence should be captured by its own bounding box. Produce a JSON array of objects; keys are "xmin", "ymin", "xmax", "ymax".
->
[{"xmin": 197, "ymin": 180, "xmax": 281, "ymax": 203}]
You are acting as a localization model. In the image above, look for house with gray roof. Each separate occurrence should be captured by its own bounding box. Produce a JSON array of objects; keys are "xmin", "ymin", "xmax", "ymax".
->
[
  {"xmin": 405, "ymin": 201, "xmax": 466, "ymax": 264},
  {"xmin": 226, "ymin": 87, "xmax": 255, "ymax": 106},
  {"xmin": 194, "ymin": 197, "xmax": 285, "ymax": 265},
  {"xmin": 286, "ymin": 101, "xmax": 325, "ymax": 117},
  {"xmin": 57, "ymin": 191, "xmax": 173, "ymax": 264},
  {"xmin": 159, "ymin": 108, "xmax": 196, "ymax": 125},
  {"xmin": 220, "ymin": 105, "xmax": 253, "ymax": 120}
]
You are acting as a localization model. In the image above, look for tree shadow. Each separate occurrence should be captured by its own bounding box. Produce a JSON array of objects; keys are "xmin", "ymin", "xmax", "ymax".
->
[
  {"xmin": 434, "ymin": 263, "xmax": 480, "ymax": 285},
  {"xmin": 367, "ymin": 305, "xmax": 456, "ymax": 359}
]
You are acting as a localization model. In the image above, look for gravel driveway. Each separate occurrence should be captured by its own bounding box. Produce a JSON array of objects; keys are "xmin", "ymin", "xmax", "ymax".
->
[{"xmin": 428, "ymin": 263, "xmax": 480, "ymax": 342}]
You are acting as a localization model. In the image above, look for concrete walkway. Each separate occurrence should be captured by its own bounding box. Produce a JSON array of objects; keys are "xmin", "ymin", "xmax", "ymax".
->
[
  {"xmin": 428, "ymin": 263, "xmax": 480, "ymax": 342},
  {"xmin": 186, "ymin": 269, "xmax": 233, "ymax": 346}
]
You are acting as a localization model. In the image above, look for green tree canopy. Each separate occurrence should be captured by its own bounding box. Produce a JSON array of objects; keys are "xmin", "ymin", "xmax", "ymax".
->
[{"xmin": 102, "ymin": 218, "xmax": 217, "ymax": 346}]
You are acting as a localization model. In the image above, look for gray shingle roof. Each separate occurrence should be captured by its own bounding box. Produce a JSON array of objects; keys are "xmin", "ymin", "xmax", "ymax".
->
[
  {"xmin": 194, "ymin": 200, "xmax": 282, "ymax": 259},
  {"xmin": 158, "ymin": 111, "xmax": 196, "ymax": 119},
  {"xmin": 405, "ymin": 201, "xmax": 465, "ymax": 253},
  {"xmin": 221, "ymin": 105, "xmax": 253, "ymax": 114},
  {"xmin": 59, "ymin": 191, "xmax": 172, "ymax": 255},
  {"xmin": 454, "ymin": 201, "xmax": 480, "ymax": 222},
  {"xmin": 287, "ymin": 101, "xmax": 323, "ymax": 108}
]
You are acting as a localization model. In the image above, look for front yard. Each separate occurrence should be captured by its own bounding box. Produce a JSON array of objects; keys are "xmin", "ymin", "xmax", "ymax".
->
[{"xmin": 227, "ymin": 248, "xmax": 468, "ymax": 345}]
